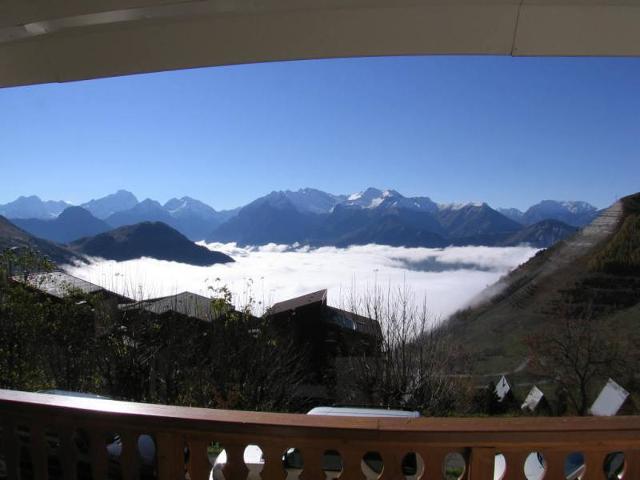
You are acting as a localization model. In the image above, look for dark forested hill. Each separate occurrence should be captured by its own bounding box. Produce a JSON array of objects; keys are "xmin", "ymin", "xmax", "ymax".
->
[{"xmin": 71, "ymin": 222, "xmax": 234, "ymax": 266}]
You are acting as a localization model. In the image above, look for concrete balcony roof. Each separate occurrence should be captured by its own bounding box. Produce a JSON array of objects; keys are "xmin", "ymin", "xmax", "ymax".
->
[{"xmin": 1, "ymin": 0, "xmax": 640, "ymax": 88}]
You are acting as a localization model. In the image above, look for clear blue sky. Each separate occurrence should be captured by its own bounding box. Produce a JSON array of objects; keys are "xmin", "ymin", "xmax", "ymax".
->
[{"xmin": 1, "ymin": 56, "xmax": 638, "ymax": 210}]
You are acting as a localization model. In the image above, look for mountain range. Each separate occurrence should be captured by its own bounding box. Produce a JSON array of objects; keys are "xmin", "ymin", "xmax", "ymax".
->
[{"xmin": 0, "ymin": 188, "xmax": 600, "ymax": 248}]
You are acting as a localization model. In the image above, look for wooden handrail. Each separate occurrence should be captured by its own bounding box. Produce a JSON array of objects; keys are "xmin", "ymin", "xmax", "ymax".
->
[{"xmin": 1, "ymin": 389, "xmax": 639, "ymax": 479}]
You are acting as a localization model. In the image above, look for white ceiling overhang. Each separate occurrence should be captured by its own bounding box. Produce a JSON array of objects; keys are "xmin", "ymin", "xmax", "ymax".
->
[{"xmin": 1, "ymin": 0, "xmax": 639, "ymax": 88}]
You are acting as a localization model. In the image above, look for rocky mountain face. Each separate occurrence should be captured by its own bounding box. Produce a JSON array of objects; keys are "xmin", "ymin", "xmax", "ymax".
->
[
  {"xmin": 522, "ymin": 200, "xmax": 599, "ymax": 227},
  {"xmin": 105, "ymin": 199, "xmax": 178, "ymax": 230},
  {"xmin": 164, "ymin": 196, "xmax": 229, "ymax": 241},
  {"xmin": 81, "ymin": 190, "xmax": 139, "ymax": 219},
  {"xmin": 210, "ymin": 192, "xmax": 324, "ymax": 245},
  {"xmin": 208, "ymin": 189, "xmax": 576, "ymax": 248},
  {"xmin": 0, "ymin": 196, "xmax": 71, "ymax": 219},
  {"xmin": 70, "ymin": 222, "xmax": 234, "ymax": 266}
]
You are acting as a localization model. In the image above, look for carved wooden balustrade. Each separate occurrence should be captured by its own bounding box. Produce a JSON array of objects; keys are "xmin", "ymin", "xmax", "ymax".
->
[{"xmin": 1, "ymin": 389, "xmax": 640, "ymax": 480}]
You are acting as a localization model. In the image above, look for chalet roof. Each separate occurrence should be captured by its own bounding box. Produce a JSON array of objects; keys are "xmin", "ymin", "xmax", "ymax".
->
[
  {"xmin": 590, "ymin": 378, "xmax": 630, "ymax": 417},
  {"xmin": 121, "ymin": 291, "xmax": 230, "ymax": 322},
  {"xmin": 326, "ymin": 306, "xmax": 381, "ymax": 338},
  {"xmin": 269, "ymin": 289, "xmax": 327, "ymax": 316},
  {"xmin": 521, "ymin": 385, "xmax": 544, "ymax": 412},
  {"xmin": 14, "ymin": 271, "xmax": 105, "ymax": 299},
  {"xmin": 495, "ymin": 376, "xmax": 511, "ymax": 402}
]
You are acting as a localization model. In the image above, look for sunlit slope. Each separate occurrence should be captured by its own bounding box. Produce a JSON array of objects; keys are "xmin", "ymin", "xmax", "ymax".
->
[{"xmin": 447, "ymin": 193, "xmax": 640, "ymax": 374}]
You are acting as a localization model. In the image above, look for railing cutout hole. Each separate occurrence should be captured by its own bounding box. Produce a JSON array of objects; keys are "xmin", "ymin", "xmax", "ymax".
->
[
  {"xmin": 402, "ymin": 452, "xmax": 424, "ymax": 479},
  {"xmin": 524, "ymin": 452, "xmax": 545, "ymax": 480},
  {"xmin": 244, "ymin": 444, "xmax": 264, "ymax": 479},
  {"xmin": 323, "ymin": 450, "xmax": 343, "ymax": 479},
  {"xmin": 137, "ymin": 434, "xmax": 157, "ymax": 480},
  {"xmin": 494, "ymin": 453, "xmax": 506, "ymax": 480},
  {"xmin": 361, "ymin": 451, "xmax": 383, "ymax": 479},
  {"xmin": 443, "ymin": 452, "xmax": 466, "ymax": 480},
  {"xmin": 604, "ymin": 452, "xmax": 625, "ymax": 480},
  {"xmin": 565, "ymin": 452, "xmax": 585, "ymax": 479},
  {"xmin": 208, "ymin": 440, "xmax": 227, "ymax": 480},
  {"xmin": 283, "ymin": 448, "xmax": 303, "ymax": 479},
  {"xmin": 105, "ymin": 432, "xmax": 123, "ymax": 480}
]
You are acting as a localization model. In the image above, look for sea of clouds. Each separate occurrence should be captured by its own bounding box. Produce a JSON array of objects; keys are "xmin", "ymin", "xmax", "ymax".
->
[
  {"xmin": 68, "ymin": 243, "xmax": 537, "ymax": 319},
  {"xmin": 66, "ymin": 243, "xmax": 537, "ymax": 322}
]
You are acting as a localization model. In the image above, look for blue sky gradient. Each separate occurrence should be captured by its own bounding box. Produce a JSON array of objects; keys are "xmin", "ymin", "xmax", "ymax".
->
[{"xmin": 1, "ymin": 56, "xmax": 638, "ymax": 210}]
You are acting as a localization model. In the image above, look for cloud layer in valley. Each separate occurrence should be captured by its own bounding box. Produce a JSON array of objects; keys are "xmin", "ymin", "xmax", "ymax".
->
[{"xmin": 66, "ymin": 243, "xmax": 538, "ymax": 322}]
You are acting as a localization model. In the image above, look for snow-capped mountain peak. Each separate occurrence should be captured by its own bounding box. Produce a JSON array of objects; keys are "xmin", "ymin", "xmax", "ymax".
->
[{"xmin": 438, "ymin": 201, "xmax": 485, "ymax": 211}]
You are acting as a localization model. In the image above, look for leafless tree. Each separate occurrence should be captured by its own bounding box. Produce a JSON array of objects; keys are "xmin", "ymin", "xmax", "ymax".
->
[
  {"xmin": 343, "ymin": 282, "xmax": 470, "ymax": 415},
  {"xmin": 527, "ymin": 304, "xmax": 628, "ymax": 416}
]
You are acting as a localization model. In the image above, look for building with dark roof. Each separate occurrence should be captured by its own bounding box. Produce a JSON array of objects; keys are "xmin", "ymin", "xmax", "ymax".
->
[
  {"xmin": 268, "ymin": 289, "xmax": 381, "ymax": 339},
  {"xmin": 121, "ymin": 291, "xmax": 224, "ymax": 323},
  {"xmin": 14, "ymin": 271, "xmax": 133, "ymax": 304},
  {"xmin": 266, "ymin": 289, "xmax": 381, "ymax": 399}
]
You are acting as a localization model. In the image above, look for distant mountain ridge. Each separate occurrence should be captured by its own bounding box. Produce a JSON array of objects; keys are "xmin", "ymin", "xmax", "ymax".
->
[
  {"xmin": 12, "ymin": 207, "xmax": 111, "ymax": 244},
  {"xmin": 81, "ymin": 190, "xmax": 139, "ymax": 219},
  {"xmin": 70, "ymin": 222, "xmax": 234, "ymax": 266},
  {"xmin": 2, "ymin": 189, "xmax": 602, "ymax": 248},
  {"xmin": 499, "ymin": 200, "xmax": 599, "ymax": 227},
  {"xmin": 0, "ymin": 196, "xmax": 72, "ymax": 219},
  {"xmin": 208, "ymin": 188, "xmax": 582, "ymax": 248}
]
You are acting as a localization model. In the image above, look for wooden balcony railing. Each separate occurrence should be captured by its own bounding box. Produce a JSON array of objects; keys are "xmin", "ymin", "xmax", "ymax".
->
[{"xmin": 1, "ymin": 389, "xmax": 640, "ymax": 480}]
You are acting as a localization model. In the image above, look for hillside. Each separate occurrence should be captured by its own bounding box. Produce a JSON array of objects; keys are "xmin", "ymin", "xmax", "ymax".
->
[
  {"xmin": 446, "ymin": 193, "xmax": 640, "ymax": 374},
  {"xmin": 12, "ymin": 207, "xmax": 111, "ymax": 244},
  {"xmin": 0, "ymin": 216, "xmax": 85, "ymax": 265},
  {"xmin": 70, "ymin": 222, "xmax": 234, "ymax": 266}
]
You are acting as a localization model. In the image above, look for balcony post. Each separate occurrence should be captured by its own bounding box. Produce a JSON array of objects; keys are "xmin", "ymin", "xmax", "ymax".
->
[
  {"xmin": 419, "ymin": 447, "xmax": 447, "ymax": 480},
  {"xmin": 340, "ymin": 447, "xmax": 365, "ymax": 479},
  {"xmin": 624, "ymin": 449, "xmax": 640, "ymax": 479},
  {"xmin": 582, "ymin": 450, "xmax": 606, "ymax": 479},
  {"xmin": 542, "ymin": 450, "xmax": 569, "ymax": 479},
  {"xmin": 187, "ymin": 439, "xmax": 213, "ymax": 480},
  {"xmin": 121, "ymin": 431, "xmax": 141, "ymax": 480},
  {"xmin": 1, "ymin": 418, "xmax": 19, "ymax": 480},
  {"xmin": 31, "ymin": 423, "xmax": 49, "ymax": 480},
  {"xmin": 89, "ymin": 430, "xmax": 109, "ymax": 480},
  {"xmin": 221, "ymin": 442, "xmax": 249, "ymax": 480},
  {"xmin": 59, "ymin": 427, "xmax": 78, "ymax": 480},
  {"xmin": 299, "ymin": 447, "xmax": 326, "ymax": 480},
  {"xmin": 468, "ymin": 447, "xmax": 495, "ymax": 480},
  {"xmin": 501, "ymin": 451, "xmax": 528, "ymax": 480},
  {"xmin": 261, "ymin": 444, "xmax": 287, "ymax": 480},
  {"xmin": 156, "ymin": 432, "xmax": 185, "ymax": 480}
]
